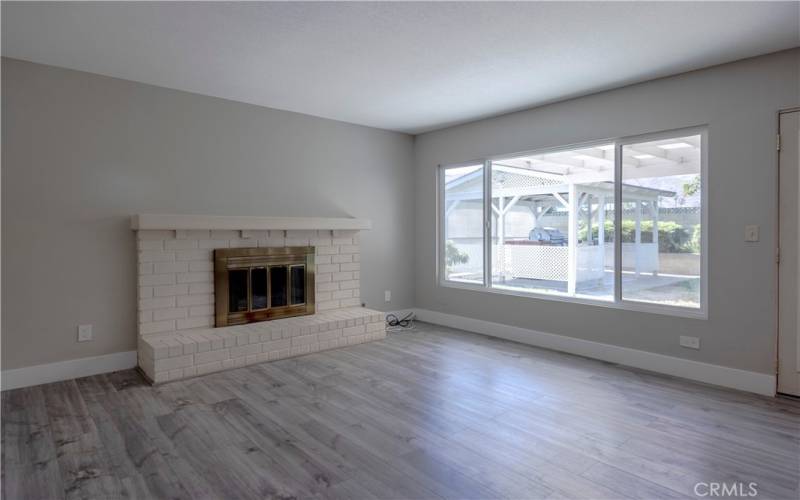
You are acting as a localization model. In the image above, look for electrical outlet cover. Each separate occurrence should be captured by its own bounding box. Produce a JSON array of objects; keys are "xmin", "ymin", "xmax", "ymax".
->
[
  {"xmin": 679, "ymin": 335, "xmax": 700, "ymax": 349},
  {"xmin": 78, "ymin": 324, "xmax": 93, "ymax": 342}
]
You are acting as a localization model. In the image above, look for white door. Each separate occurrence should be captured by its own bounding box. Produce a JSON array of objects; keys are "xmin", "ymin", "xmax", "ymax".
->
[{"xmin": 778, "ymin": 110, "xmax": 800, "ymax": 396}]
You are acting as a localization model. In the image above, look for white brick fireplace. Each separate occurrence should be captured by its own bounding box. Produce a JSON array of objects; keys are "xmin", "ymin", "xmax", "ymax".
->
[{"xmin": 132, "ymin": 214, "xmax": 386, "ymax": 383}]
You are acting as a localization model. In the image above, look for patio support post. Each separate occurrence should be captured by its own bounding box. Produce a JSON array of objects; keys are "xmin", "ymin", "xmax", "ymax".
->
[
  {"xmin": 497, "ymin": 196, "xmax": 505, "ymax": 281},
  {"xmin": 494, "ymin": 195, "xmax": 522, "ymax": 281},
  {"xmin": 567, "ymin": 184, "xmax": 578, "ymax": 295},
  {"xmin": 532, "ymin": 204, "xmax": 553, "ymax": 226},
  {"xmin": 652, "ymin": 199, "xmax": 659, "ymax": 276},
  {"xmin": 634, "ymin": 199, "xmax": 642, "ymax": 276},
  {"xmin": 586, "ymin": 194, "xmax": 592, "ymax": 245},
  {"xmin": 598, "ymin": 195, "xmax": 606, "ymax": 274}
]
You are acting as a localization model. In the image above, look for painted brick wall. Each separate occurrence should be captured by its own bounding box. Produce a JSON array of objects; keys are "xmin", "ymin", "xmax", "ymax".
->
[{"xmin": 136, "ymin": 229, "xmax": 361, "ymax": 336}]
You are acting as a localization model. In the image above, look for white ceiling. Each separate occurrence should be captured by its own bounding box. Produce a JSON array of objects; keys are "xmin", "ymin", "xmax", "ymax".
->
[{"xmin": 3, "ymin": 2, "xmax": 798, "ymax": 134}]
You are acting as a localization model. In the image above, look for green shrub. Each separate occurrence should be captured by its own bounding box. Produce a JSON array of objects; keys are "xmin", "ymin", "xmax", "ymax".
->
[
  {"xmin": 579, "ymin": 220, "xmax": 700, "ymax": 253},
  {"xmin": 689, "ymin": 224, "xmax": 702, "ymax": 254},
  {"xmin": 445, "ymin": 240, "xmax": 469, "ymax": 269}
]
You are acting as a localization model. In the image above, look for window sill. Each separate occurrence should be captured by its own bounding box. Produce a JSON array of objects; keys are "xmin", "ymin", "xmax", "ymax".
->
[{"xmin": 438, "ymin": 280, "xmax": 708, "ymax": 320}]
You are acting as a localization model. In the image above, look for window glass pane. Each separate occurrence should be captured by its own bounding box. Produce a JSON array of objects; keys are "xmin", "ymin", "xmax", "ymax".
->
[
  {"xmin": 270, "ymin": 266, "xmax": 288, "ymax": 307},
  {"xmin": 251, "ymin": 267, "xmax": 267, "ymax": 310},
  {"xmin": 621, "ymin": 134, "xmax": 702, "ymax": 308},
  {"xmin": 490, "ymin": 145, "xmax": 615, "ymax": 301},
  {"xmin": 443, "ymin": 164, "xmax": 484, "ymax": 284},
  {"xmin": 228, "ymin": 270, "xmax": 248, "ymax": 313}
]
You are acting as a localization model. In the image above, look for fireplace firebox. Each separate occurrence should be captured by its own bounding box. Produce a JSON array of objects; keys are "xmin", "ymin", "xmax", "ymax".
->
[{"xmin": 214, "ymin": 247, "xmax": 315, "ymax": 327}]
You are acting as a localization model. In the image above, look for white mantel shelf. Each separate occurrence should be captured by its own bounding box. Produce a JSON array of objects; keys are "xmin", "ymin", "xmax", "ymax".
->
[{"xmin": 131, "ymin": 214, "xmax": 371, "ymax": 231}]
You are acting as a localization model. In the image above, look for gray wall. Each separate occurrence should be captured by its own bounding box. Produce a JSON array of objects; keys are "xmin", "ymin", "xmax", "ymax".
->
[
  {"xmin": 2, "ymin": 58, "xmax": 415, "ymax": 370},
  {"xmin": 414, "ymin": 49, "xmax": 799, "ymax": 375},
  {"xmin": 4, "ymin": 49, "xmax": 798, "ymax": 376}
]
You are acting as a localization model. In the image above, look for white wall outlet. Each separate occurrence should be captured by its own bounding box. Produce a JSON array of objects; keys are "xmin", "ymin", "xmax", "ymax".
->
[
  {"xmin": 744, "ymin": 225, "xmax": 759, "ymax": 242},
  {"xmin": 384, "ymin": 290, "xmax": 391, "ymax": 302},
  {"xmin": 679, "ymin": 335, "xmax": 700, "ymax": 350},
  {"xmin": 77, "ymin": 324, "xmax": 93, "ymax": 342}
]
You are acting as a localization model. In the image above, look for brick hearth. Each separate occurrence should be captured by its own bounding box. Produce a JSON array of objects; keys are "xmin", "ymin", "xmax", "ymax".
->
[{"xmin": 133, "ymin": 216, "xmax": 385, "ymax": 383}]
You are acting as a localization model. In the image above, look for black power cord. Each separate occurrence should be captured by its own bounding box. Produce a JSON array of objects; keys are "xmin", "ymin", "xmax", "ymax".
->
[{"xmin": 386, "ymin": 312, "xmax": 415, "ymax": 331}]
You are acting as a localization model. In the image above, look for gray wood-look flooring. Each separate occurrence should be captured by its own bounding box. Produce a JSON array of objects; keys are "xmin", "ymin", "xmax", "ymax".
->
[{"xmin": 3, "ymin": 322, "xmax": 799, "ymax": 500}]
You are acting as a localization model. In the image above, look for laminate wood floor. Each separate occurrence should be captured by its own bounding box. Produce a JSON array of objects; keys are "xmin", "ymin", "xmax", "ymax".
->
[{"xmin": 3, "ymin": 323, "xmax": 799, "ymax": 500}]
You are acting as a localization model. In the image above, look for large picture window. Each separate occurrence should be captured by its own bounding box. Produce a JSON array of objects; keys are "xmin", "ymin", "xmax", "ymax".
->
[{"xmin": 438, "ymin": 127, "xmax": 706, "ymax": 317}]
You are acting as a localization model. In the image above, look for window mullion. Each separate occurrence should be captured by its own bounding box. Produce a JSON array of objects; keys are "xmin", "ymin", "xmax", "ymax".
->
[
  {"xmin": 614, "ymin": 143, "xmax": 623, "ymax": 303},
  {"xmin": 438, "ymin": 165, "xmax": 445, "ymax": 286},
  {"xmin": 484, "ymin": 159, "xmax": 492, "ymax": 288}
]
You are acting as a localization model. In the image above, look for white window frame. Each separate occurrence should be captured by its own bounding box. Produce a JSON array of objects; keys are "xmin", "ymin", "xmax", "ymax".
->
[
  {"xmin": 436, "ymin": 126, "xmax": 708, "ymax": 319},
  {"xmin": 438, "ymin": 160, "xmax": 488, "ymax": 287}
]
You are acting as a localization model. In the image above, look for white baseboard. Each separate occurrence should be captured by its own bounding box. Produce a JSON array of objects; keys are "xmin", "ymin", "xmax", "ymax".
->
[
  {"xmin": 1, "ymin": 310, "xmax": 776, "ymax": 396},
  {"xmin": 1, "ymin": 351, "xmax": 138, "ymax": 391},
  {"xmin": 414, "ymin": 308, "xmax": 776, "ymax": 396},
  {"xmin": 0, "ymin": 310, "xmax": 409, "ymax": 392}
]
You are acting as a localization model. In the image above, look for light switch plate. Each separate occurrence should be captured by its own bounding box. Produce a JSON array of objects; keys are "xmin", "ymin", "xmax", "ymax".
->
[
  {"xmin": 745, "ymin": 225, "xmax": 759, "ymax": 242},
  {"xmin": 384, "ymin": 290, "xmax": 391, "ymax": 302},
  {"xmin": 78, "ymin": 324, "xmax": 93, "ymax": 342}
]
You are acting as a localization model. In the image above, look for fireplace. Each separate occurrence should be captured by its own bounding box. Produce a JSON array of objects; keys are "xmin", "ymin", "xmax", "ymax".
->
[
  {"xmin": 133, "ymin": 215, "xmax": 386, "ymax": 384},
  {"xmin": 214, "ymin": 246, "xmax": 315, "ymax": 326}
]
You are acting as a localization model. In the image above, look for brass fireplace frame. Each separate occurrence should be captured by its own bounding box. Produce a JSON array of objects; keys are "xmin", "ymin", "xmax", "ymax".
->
[{"xmin": 214, "ymin": 247, "xmax": 315, "ymax": 327}]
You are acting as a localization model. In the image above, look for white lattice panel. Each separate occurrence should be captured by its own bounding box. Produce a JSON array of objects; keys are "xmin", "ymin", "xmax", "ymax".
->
[{"xmin": 503, "ymin": 245, "xmax": 568, "ymax": 281}]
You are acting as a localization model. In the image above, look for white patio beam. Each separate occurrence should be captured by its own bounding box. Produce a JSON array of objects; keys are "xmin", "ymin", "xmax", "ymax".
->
[
  {"xmin": 445, "ymin": 200, "xmax": 461, "ymax": 217},
  {"xmin": 496, "ymin": 197, "xmax": 507, "ymax": 280},
  {"xmin": 634, "ymin": 200, "xmax": 642, "ymax": 276},
  {"xmin": 567, "ymin": 184, "xmax": 578, "ymax": 296},
  {"xmin": 598, "ymin": 195, "xmax": 606, "ymax": 271},
  {"xmin": 625, "ymin": 146, "xmax": 675, "ymax": 162},
  {"xmin": 586, "ymin": 193, "xmax": 593, "ymax": 249},
  {"xmin": 491, "ymin": 163, "xmax": 566, "ymax": 181},
  {"xmin": 504, "ymin": 195, "xmax": 521, "ymax": 213},
  {"xmin": 449, "ymin": 182, "xmax": 673, "ymax": 203},
  {"xmin": 571, "ymin": 148, "xmax": 613, "ymax": 162},
  {"xmin": 443, "ymin": 168, "xmax": 483, "ymax": 190},
  {"xmin": 529, "ymin": 203, "xmax": 554, "ymax": 227},
  {"xmin": 679, "ymin": 136, "xmax": 701, "ymax": 148},
  {"xmin": 490, "ymin": 162, "xmax": 617, "ymax": 185},
  {"xmin": 536, "ymin": 154, "xmax": 584, "ymax": 170},
  {"xmin": 652, "ymin": 199, "xmax": 659, "ymax": 276},
  {"xmin": 563, "ymin": 171, "xmax": 614, "ymax": 184},
  {"xmin": 619, "ymin": 161, "xmax": 701, "ymax": 179},
  {"xmin": 553, "ymin": 192, "xmax": 570, "ymax": 209},
  {"xmin": 629, "ymin": 143, "xmax": 700, "ymax": 164}
]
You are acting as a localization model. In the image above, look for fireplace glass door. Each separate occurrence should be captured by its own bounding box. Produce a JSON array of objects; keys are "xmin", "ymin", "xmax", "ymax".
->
[{"xmin": 214, "ymin": 247, "xmax": 314, "ymax": 326}]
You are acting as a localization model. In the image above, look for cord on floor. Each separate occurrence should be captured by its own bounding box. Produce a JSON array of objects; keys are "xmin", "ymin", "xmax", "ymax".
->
[{"xmin": 386, "ymin": 312, "xmax": 416, "ymax": 332}]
